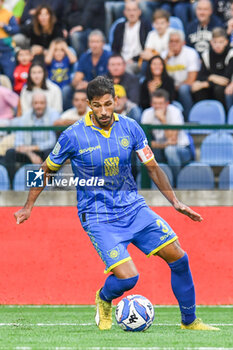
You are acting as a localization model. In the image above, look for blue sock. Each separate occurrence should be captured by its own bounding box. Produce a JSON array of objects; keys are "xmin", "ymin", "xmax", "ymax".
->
[
  {"xmin": 100, "ymin": 274, "xmax": 139, "ymax": 302},
  {"xmin": 168, "ymin": 253, "xmax": 196, "ymax": 325}
]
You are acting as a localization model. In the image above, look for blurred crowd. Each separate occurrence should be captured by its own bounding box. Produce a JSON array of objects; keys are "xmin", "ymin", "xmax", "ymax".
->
[{"xmin": 1, "ymin": 0, "xmax": 233, "ymax": 188}]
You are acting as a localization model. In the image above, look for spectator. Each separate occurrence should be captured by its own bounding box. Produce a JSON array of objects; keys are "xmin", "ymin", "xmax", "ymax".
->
[
  {"xmin": 20, "ymin": 62, "xmax": 63, "ymax": 114},
  {"xmin": 141, "ymin": 89, "xmax": 193, "ymax": 183},
  {"xmin": 107, "ymin": 54, "xmax": 140, "ymax": 104},
  {"xmin": 0, "ymin": 85, "xmax": 19, "ymax": 121},
  {"xmin": 162, "ymin": 30, "xmax": 200, "ymax": 120},
  {"xmin": 227, "ymin": 0, "xmax": 233, "ymax": 46},
  {"xmin": 114, "ymin": 84, "xmax": 141, "ymax": 123},
  {"xmin": 13, "ymin": 47, "xmax": 32, "ymax": 94},
  {"xmin": 192, "ymin": 27, "xmax": 233, "ymax": 110},
  {"xmin": 21, "ymin": 5, "xmax": 63, "ymax": 56},
  {"xmin": 186, "ymin": 0, "xmax": 223, "ymax": 56},
  {"xmin": 0, "ymin": 0, "xmax": 19, "ymax": 82},
  {"xmin": 4, "ymin": 92, "xmax": 60, "ymax": 184},
  {"xmin": 150, "ymin": 0, "xmax": 192, "ymax": 32},
  {"xmin": 213, "ymin": 0, "xmax": 232, "ymax": 23},
  {"xmin": 140, "ymin": 55, "xmax": 175, "ymax": 110},
  {"xmin": 54, "ymin": 89, "xmax": 90, "ymax": 126},
  {"xmin": 45, "ymin": 38, "xmax": 77, "ymax": 89},
  {"xmin": 140, "ymin": 9, "xmax": 173, "ymax": 62},
  {"xmin": 0, "ymin": 74, "xmax": 12, "ymax": 90},
  {"xmin": 111, "ymin": 0, "xmax": 152, "ymax": 73},
  {"xmin": 21, "ymin": 0, "xmax": 65, "ymax": 27},
  {"xmin": 3, "ymin": 0, "xmax": 25, "ymax": 23},
  {"xmin": 63, "ymin": 30, "xmax": 111, "ymax": 110},
  {"xmin": 63, "ymin": 0, "xmax": 106, "ymax": 57}
]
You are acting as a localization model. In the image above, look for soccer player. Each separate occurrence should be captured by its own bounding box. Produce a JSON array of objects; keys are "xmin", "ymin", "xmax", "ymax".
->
[{"xmin": 14, "ymin": 76, "xmax": 219, "ymax": 332}]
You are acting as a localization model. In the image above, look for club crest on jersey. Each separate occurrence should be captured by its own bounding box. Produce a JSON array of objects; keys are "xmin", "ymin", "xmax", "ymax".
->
[
  {"xmin": 107, "ymin": 247, "xmax": 120, "ymax": 259},
  {"xmin": 119, "ymin": 136, "xmax": 130, "ymax": 149}
]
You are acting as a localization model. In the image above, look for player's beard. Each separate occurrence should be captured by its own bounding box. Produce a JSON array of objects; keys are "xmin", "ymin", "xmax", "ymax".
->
[{"xmin": 92, "ymin": 111, "xmax": 114, "ymax": 129}]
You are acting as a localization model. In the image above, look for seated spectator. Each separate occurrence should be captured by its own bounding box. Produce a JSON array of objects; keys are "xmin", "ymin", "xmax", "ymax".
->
[
  {"xmin": 20, "ymin": 62, "xmax": 63, "ymax": 114},
  {"xmin": 111, "ymin": 0, "xmax": 152, "ymax": 74},
  {"xmin": 45, "ymin": 38, "xmax": 77, "ymax": 89},
  {"xmin": 141, "ymin": 89, "xmax": 193, "ymax": 183},
  {"xmin": 63, "ymin": 0, "xmax": 106, "ymax": 57},
  {"xmin": 54, "ymin": 89, "xmax": 90, "ymax": 126},
  {"xmin": 192, "ymin": 27, "xmax": 233, "ymax": 110},
  {"xmin": 213, "ymin": 0, "xmax": 232, "ymax": 24},
  {"xmin": 4, "ymin": 92, "xmax": 60, "ymax": 184},
  {"xmin": 0, "ymin": 85, "xmax": 19, "ymax": 122},
  {"xmin": 140, "ymin": 9, "xmax": 173, "ymax": 62},
  {"xmin": 140, "ymin": 55, "xmax": 175, "ymax": 110},
  {"xmin": 107, "ymin": 54, "xmax": 140, "ymax": 104},
  {"xmin": 13, "ymin": 47, "xmax": 32, "ymax": 94},
  {"xmin": 20, "ymin": 0, "xmax": 65, "ymax": 28},
  {"xmin": 186, "ymin": 0, "xmax": 223, "ymax": 56},
  {"xmin": 114, "ymin": 84, "xmax": 141, "ymax": 123},
  {"xmin": 162, "ymin": 30, "xmax": 200, "ymax": 120},
  {"xmin": 0, "ymin": 0, "xmax": 19, "ymax": 83},
  {"xmin": 20, "ymin": 5, "xmax": 63, "ymax": 57},
  {"xmin": 227, "ymin": 0, "xmax": 233, "ymax": 46},
  {"xmin": 63, "ymin": 30, "xmax": 111, "ymax": 110},
  {"xmin": 3, "ymin": 0, "xmax": 25, "ymax": 23}
]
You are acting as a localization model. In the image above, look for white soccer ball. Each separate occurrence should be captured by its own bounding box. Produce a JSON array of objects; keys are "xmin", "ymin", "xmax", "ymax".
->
[{"xmin": 115, "ymin": 294, "xmax": 154, "ymax": 331}]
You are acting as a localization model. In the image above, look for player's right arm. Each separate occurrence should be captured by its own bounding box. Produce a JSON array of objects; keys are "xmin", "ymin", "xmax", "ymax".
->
[
  {"xmin": 14, "ymin": 161, "xmax": 52, "ymax": 224},
  {"xmin": 14, "ymin": 132, "xmax": 75, "ymax": 224}
]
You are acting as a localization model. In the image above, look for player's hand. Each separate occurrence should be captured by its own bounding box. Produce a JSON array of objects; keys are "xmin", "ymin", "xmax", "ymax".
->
[
  {"xmin": 173, "ymin": 201, "xmax": 203, "ymax": 222},
  {"xmin": 14, "ymin": 208, "xmax": 31, "ymax": 224}
]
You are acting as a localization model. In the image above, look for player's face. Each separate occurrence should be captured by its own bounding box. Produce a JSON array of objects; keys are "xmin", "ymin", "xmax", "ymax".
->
[{"xmin": 88, "ymin": 94, "xmax": 117, "ymax": 129}]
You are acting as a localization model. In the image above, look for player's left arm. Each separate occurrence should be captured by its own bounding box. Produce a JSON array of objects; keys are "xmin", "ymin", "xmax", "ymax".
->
[{"xmin": 145, "ymin": 157, "xmax": 203, "ymax": 222}]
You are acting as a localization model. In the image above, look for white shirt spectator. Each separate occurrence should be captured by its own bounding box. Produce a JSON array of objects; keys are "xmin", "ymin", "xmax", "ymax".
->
[
  {"xmin": 145, "ymin": 27, "xmax": 173, "ymax": 54},
  {"xmin": 60, "ymin": 106, "xmax": 90, "ymax": 121},
  {"xmin": 162, "ymin": 45, "xmax": 200, "ymax": 87},
  {"xmin": 121, "ymin": 21, "xmax": 142, "ymax": 61},
  {"xmin": 141, "ymin": 104, "xmax": 190, "ymax": 147},
  {"xmin": 20, "ymin": 79, "xmax": 63, "ymax": 115}
]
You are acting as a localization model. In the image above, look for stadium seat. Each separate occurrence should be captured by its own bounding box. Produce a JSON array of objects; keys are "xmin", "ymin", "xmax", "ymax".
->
[
  {"xmin": 108, "ymin": 17, "xmax": 125, "ymax": 46},
  {"xmin": 218, "ymin": 164, "xmax": 233, "ymax": 189},
  {"xmin": 227, "ymin": 106, "xmax": 233, "ymax": 133},
  {"xmin": 176, "ymin": 162, "xmax": 215, "ymax": 189},
  {"xmin": 151, "ymin": 163, "xmax": 174, "ymax": 189},
  {"xmin": 169, "ymin": 16, "xmax": 185, "ymax": 32},
  {"xmin": 188, "ymin": 100, "xmax": 226, "ymax": 134},
  {"xmin": 200, "ymin": 132, "xmax": 233, "ymax": 166},
  {"xmin": 0, "ymin": 164, "xmax": 10, "ymax": 191}
]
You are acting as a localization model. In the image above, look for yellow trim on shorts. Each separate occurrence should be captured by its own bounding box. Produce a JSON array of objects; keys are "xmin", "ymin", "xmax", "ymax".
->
[
  {"xmin": 104, "ymin": 257, "xmax": 132, "ymax": 274},
  {"xmin": 147, "ymin": 236, "xmax": 178, "ymax": 257}
]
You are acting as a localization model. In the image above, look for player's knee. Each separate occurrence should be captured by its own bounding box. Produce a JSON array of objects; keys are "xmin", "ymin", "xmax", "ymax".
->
[{"xmin": 168, "ymin": 252, "xmax": 189, "ymax": 272}]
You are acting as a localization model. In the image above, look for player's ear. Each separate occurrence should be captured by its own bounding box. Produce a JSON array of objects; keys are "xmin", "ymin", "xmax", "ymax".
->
[
  {"xmin": 87, "ymin": 99, "xmax": 91, "ymax": 109},
  {"xmin": 114, "ymin": 95, "xmax": 118, "ymax": 104}
]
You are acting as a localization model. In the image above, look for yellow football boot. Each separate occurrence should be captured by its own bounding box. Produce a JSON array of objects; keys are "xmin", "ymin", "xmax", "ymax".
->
[
  {"xmin": 181, "ymin": 318, "xmax": 220, "ymax": 331},
  {"xmin": 95, "ymin": 289, "xmax": 112, "ymax": 330}
]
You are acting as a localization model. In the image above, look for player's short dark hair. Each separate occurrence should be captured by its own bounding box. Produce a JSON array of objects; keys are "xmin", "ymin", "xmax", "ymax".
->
[
  {"xmin": 87, "ymin": 76, "xmax": 115, "ymax": 101},
  {"xmin": 152, "ymin": 89, "xmax": 169, "ymax": 102}
]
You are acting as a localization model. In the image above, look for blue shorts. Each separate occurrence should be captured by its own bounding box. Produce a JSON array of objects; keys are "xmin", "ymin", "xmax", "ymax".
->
[{"xmin": 84, "ymin": 206, "xmax": 178, "ymax": 273}]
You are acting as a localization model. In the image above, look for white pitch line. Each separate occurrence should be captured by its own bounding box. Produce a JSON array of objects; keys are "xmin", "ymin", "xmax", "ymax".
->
[{"xmin": 0, "ymin": 323, "xmax": 232, "ymax": 327}]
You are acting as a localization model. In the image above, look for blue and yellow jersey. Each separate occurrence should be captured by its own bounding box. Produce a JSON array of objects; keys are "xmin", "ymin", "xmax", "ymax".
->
[{"xmin": 46, "ymin": 112, "xmax": 153, "ymax": 225}]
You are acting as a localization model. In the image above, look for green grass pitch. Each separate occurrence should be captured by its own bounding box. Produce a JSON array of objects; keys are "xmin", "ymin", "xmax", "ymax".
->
[{"xmin": 0, "ymin": 306, "xmax": 232, "ymax": 350}]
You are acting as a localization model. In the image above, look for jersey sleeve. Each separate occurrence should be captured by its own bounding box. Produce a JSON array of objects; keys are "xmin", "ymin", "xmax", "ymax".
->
[
  {"xmin": 131, "ymin": 121, "xmax": 155, "ymax": 164},
  {"xmin": 46, "ymin": 132, "xmax": 74, "ymax": 171}
]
